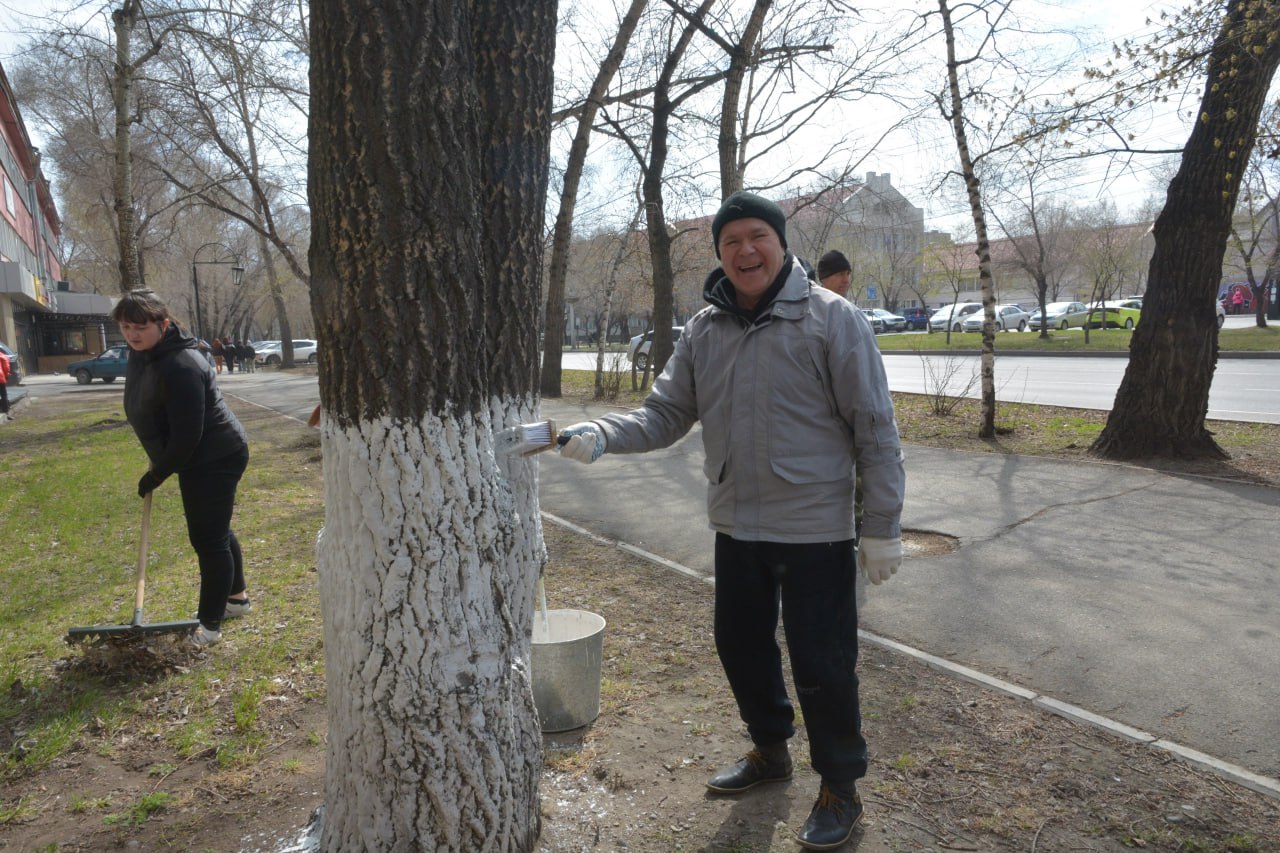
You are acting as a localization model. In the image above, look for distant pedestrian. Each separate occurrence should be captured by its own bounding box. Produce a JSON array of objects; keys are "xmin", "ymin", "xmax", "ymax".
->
[
  {"xmin": 211, "ymin": 337, "xmax": 224, "ymax": 374},
  {"xmin": 241, "ymin": 340, "xmax": 256, "ymax": 373},
  {"xmin": 816, "ymin": 250, "xmax": 852, "ymax": 299},
  {"xmin": 112, "ymin": 290, "xmax": 252, "ymax": 648},
  {"xmin": 0, "ymin": 348, "xmax": 11, "ymax": 421},
  {"xmin": 1232, "ymin": 288, "xmax": 1245, "ymax": 315},
  {"xmin": 222, "ymin": 337, "xmax": 236, "ymax": 374}
]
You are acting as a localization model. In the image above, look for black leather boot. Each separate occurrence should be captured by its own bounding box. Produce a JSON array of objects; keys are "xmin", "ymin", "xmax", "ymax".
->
[
  {"xmin": 705, "ymin": 741, "xmax": 792, "ymax": 793},
  {"xmin": 796, "ymin": 781, "xmax": 863, "ymax": 850}
]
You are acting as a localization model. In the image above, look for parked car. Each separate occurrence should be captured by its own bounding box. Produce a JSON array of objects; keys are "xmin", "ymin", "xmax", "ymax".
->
[
  {"xmin": 860, "ymin": 309, "xmax": 886, "ymax": 334},
  {"xmin": 1028, "ymin": 301, "xmax": 1089, "ymax": 331},
  {"xmin": 67, "ymin": 345, "xmax": 130, "ymax": 385},
  {"xmin": 627, "ymin": 327, "xmax": 683, "ymax": 370},
  {"xmin": 960, "ymin": 304, "xmax": 1032, "ymax": 333},
  {"xmin": 1217, "ymin": 300, "xmax": 1226, "ymax": 328},
  {"xmin": 928, "ymin": 302, "xmax": 982, "ymax": 333},
  {"xmin": 256, "ymin": 339, "xmax": 318, "ymax": 366},
  {"xmin": 900, "ymin": 306, "xmax": 933, "ymax": 330},
  {"xmin": 0, "ymin": 341, "xmax": 22, "ymax": 385},
  {"xmin": 867, "ymin": 308, "xmax": 907, "ymax": 333}
]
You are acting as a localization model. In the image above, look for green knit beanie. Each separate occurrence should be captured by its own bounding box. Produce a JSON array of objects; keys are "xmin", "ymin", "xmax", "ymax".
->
[{"xmin": 711, "ymin": 191, "xmax": 788, "ymax": 258}]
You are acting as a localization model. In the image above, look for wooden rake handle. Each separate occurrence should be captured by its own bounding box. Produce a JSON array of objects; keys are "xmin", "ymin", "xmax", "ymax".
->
[{"xmin": 131, "ymin": 492, "xmax": 152, "ymax": 628}]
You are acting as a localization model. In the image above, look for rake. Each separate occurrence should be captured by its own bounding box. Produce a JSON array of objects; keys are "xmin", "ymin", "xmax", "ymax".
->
[{"xmin": 66, "ymin": 493, "xmax": 201, "ymax": 644}]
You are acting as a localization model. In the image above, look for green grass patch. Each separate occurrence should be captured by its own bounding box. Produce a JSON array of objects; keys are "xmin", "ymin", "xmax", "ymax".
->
[
  {"xmin": 103, "ymin": 791, "xmax": 172, "ymax": 827},
  {"xmin": 877, "ymin": 324, "xmax": 1279, "ymax": 353}
]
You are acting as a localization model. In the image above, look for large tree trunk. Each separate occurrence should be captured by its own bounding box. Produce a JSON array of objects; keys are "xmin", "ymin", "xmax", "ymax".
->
[
  {"xmin": 308, "ymin": 0, "xmax": 555, "ymax": 849},
  {"xmin": 540, "ymin": 0, "xmax": 647, "ymax": 398},
  {"xmin": 1093, "ymin": 0, "xmax": 1280, "ymax": 460}
]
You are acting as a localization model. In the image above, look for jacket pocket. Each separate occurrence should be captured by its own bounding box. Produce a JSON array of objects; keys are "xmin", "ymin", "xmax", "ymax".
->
[{"xmin": 769, "ymin": 453, "xmax": 849, "ymax": 484}]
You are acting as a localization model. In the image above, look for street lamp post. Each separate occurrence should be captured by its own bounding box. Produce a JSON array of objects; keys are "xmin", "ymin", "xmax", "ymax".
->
[{"xmin": 190, "ymin": 242, "xmax": 246, "ymax": 342}]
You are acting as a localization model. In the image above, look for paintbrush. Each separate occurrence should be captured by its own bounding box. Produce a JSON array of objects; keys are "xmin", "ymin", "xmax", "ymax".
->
[{"xmin": 495, "ymin": 419, "xmax": 562, "ymax": 457}]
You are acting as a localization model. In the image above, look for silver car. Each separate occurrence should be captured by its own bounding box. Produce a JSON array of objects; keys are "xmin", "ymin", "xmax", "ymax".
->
[
  {"xmin": 627, "ymin": 327, "xmax": 683, "ymax": 371},
  {"xmin": 1028, "ymin": 301, "xmax": 1089, "ymax": 331},
  {"xmin": 928, "ymin": 302, "xmax": 982, "ymax": 333},
  {"xmin": 960, "ymin": 304, "xmax": 1031, "ymax": 333}
]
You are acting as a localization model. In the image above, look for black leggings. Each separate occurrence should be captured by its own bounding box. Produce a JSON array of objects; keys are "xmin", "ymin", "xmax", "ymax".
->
[{"xmin": 177, "ymin": 447, "xmax": 249, "ymax": 629}]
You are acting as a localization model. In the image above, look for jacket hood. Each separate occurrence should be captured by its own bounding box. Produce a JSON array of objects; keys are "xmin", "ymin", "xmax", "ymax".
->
[
  {"xmin": 703, "ymin": 251, "xmax": 801, "ymax": 319},
  {"xmin": 143, "ymin": 322, "xmax": 199, "ymax": 361}
]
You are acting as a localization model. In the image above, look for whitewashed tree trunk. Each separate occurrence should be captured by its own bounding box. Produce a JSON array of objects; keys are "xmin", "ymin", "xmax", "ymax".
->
[
  {"xmin": 317, "ymin": 404, "xmax": 544, "ymax": 850},
  {"xmin": 308, "ymin": 1, "xmax": 556, "ymax": 848}
]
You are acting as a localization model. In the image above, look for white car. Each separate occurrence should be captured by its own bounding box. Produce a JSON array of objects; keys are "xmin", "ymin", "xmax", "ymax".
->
[
  {"xmin": 960, "ymin": 304, "xmax": 1031, "ymax": 333},
  {"xmin": 928, "ymin": 302, "xmax": 982, "ymax": 333},
  {"xmin": 627, "ymin": 327, "xmax": 683, "ymax": 371},
  {"xmin": 867, "ymin": 308, "xmax": 907, "ymax": 333},
  {"xmin": 256, "ymin": 339, "xmax": 318, "ymax": 366}
]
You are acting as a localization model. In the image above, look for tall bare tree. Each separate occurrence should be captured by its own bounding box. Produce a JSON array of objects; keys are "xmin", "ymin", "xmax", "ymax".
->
[
  {"xmin": 1093, "ymin": 0, "xmax": 1280, "ymax": 460},
  {"xmin": 541, "ymin": 0, "xmax": 648, "ymax": 398},
  {"xmin": 601, "ymin": 0, "xmax": 718, "ymax": 377},
  {"xmin": 935, "ymin": 0, "xmax": 1002, "ymax": 438},
  {"xmin": 147, "ymin": 0, "xmax": 310, "ymax": 363},
  {"xmin": 14, "ymin": 7, "xmax": 187, "ymax": 295},
  {"xmin": 308, "ymin": 0, "xmax": 554, "ymax": 847}
]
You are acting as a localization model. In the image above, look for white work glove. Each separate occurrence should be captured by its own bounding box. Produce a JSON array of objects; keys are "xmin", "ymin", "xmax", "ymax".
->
[
  {"xmin": 857, "ymin": 536, "xmax": 903, "ymax": 585},
  {"xmin": 557, "ymin": 422, "xmax": 606, "ymax": 464}
]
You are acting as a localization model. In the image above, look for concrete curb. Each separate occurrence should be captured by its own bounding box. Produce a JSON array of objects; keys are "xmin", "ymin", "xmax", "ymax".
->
[
  {"xmin": 878, "ymin": 349, "xmax": 1280, "ymax": 359},
  {"xmin": 540, "ymin": 511, "xmax": 1280, "ymax": 803}
]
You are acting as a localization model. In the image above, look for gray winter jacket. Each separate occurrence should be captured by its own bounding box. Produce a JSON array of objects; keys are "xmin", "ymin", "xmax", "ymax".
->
[{"xmin": 596, "ymin": 258, "xmax": 905, "ymax": 543}]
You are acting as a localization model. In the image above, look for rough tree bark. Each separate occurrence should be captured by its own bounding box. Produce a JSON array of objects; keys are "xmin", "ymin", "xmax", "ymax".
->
[
  {"xmin": 111, "ymin": 0, "xmax": 166, "ymax": 293},
  {"xmin": 1092, "ymin": 0, "xmax": 1280, "ymax": 460},
  {"xmin": 540, "ymin": 0, "xmax": 647, "ymax": 398},
  {"xmin": 308, "ymin": 0, "xmax": 555, "ymax": 848}
]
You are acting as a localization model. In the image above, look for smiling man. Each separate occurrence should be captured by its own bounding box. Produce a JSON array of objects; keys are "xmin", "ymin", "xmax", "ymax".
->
[{"xmin": 554, "ymin": 190, "xmax": 907, "ymax": 848}]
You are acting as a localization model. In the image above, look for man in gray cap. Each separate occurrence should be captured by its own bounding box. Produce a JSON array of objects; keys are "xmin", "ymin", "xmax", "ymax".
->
[{"xmin": 555, "ymin": 189, "xmax": 906, "ymax": 850}]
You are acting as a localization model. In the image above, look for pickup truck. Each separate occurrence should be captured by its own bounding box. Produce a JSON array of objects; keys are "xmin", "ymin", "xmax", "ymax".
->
[{"xmin": 67, "ymin": 345, "xmax": 130, "ymax": 384}]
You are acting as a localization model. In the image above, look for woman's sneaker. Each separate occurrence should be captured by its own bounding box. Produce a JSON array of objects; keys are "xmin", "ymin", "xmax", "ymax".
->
[
  {"xmin": 223, "ymin": 597, "xmax": 252, "ymax": 619},
  {"xmin": 190, "ymin": 625, "xmax": 222, "ymax": 648}
]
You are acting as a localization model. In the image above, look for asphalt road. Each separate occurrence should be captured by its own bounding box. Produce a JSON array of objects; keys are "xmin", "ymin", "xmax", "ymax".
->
[{"xmin": 559, "ymin": 331, "xmax": 1280, "ymax": 423}]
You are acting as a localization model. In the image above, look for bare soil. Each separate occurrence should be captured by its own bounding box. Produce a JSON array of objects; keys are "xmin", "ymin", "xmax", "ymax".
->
[{"xmin": 3, "ymin": 392, "xmax": 1279, "ymax": 851}]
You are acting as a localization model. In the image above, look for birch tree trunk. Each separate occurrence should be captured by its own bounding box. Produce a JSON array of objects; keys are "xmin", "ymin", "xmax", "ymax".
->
[
  {"xmin": 308, "ymin": 0, "xmax": 555, "ymax": 848},
  {"xmin": 938, "ymin": 0, "xmax": 996, "ymax": 438},
  {"xmin": 1092, "ymin": 0, "xmax": 1280, "ymax": 459}
]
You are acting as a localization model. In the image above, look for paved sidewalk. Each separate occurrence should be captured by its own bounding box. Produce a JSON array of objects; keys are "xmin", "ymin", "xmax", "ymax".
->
[{"xmin": 536, "ymin": 397, "xmax": 1280, "ymax": 793}]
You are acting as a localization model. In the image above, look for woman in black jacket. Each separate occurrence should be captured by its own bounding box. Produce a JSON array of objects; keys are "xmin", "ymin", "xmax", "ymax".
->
[{"xmin": 111, "ymin": 290, "xmax": 251, "ymax": 647}]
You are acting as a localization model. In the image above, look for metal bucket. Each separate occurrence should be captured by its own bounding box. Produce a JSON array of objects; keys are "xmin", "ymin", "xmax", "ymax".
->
[{"xmin": 531, "ymin": 609, "xmax": 606, "ymax": 733}]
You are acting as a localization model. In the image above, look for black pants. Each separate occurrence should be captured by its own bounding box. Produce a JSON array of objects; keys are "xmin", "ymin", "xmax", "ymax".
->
[
  {"xmin": 177, "ymin": 447, "xmax": 248, "ymax": 629},
  {"xmin": 0, "ymin": 381, "xmax": 8, "ymax": 414},
  {"xmin": 713, "ymin": 533, "xmax": 868, "ymax": 784}
]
